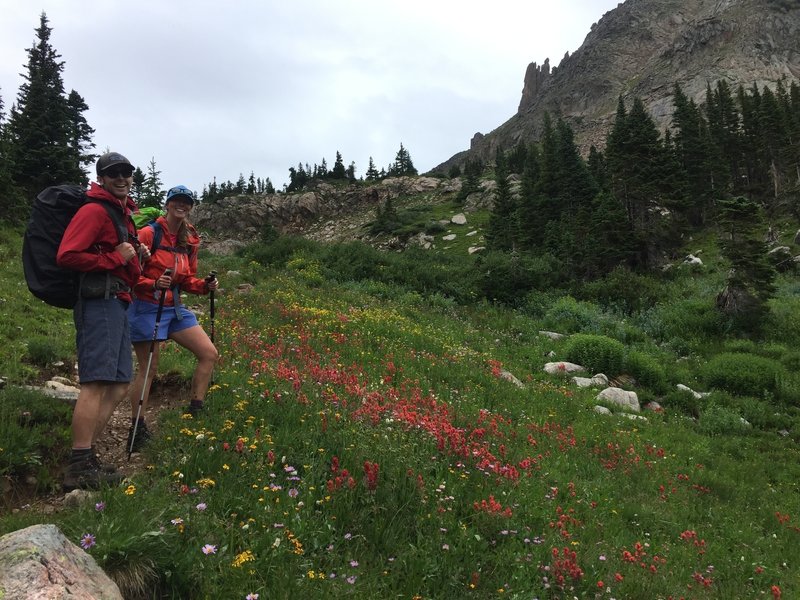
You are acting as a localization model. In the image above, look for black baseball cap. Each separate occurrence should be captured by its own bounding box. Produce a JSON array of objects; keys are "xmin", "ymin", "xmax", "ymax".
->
[{"xmin": 96, "ymin": 152, "xmax": 134, "ymax": 175}]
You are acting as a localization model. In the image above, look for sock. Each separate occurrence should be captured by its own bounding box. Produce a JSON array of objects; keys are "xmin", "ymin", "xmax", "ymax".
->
[{"xmin": 190, "ymin": 399, "xmax": 203, "ymax": 409}]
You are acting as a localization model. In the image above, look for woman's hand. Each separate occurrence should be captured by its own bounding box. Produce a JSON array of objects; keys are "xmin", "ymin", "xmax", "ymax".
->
[{"xmin": 154, "ymin": 271, "xmax": 172, "ymax": 290}]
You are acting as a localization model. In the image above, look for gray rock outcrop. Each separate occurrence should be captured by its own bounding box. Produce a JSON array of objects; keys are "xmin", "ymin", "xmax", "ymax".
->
[{"xmin": 0, "ymin": 524, "xmax": 123, "ymax": 599}]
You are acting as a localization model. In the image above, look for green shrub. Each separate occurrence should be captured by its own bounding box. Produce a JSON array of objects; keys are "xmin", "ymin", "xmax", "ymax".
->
[
  {"xmin": 542, "ymin": 296, "xmax": 607, "ymax": 334},
  {"xmin": 702, "ymin": 352, "xmax": 785, "ymax": 397},
  {"xmin": 245, "ymin": 235, "xmax": 320, "ymax": 268},
  {"xmin": 725, "ymin": 394, "xmax": 793, "ymax": 430},
  {"xmin": 644, "ymin": 298, "xmax": 727, "ymax": 343},
  {"xmin": 26, "ymin": 337, "xmax": 60, "ymax": 367},
  {"xmin": 424, "ymin": 221, "xmax": 447, "ymax": 235},
  {"xmin": 764, "ymin": 296, "xmax": 800, "ymax": 345},
  {"xmin": 321, "ymin": 242, "xmax": 386, "ymax": 282},
  {"xmin": 780, "ymin": 351, "xmax": 800, "ymax": 371},
  {"xmin": 474, "ymin": 252, "xmax": 560, "ymax": 307},
  {"xmin": 579, "ymin": 266, "xmax": 666, "ymax": 314},
  {"xmin": 624, "ymin": 350, "xmax": 668, "ymax": 393},
  {"xmin": 697, "ymin": 403, "xmax": 750, "ymax": 436},
  {"xmin": 661, "ymin": 388, "xmax": 703, "ymax": 418},
  {"xmin": 286, "ymin": 253, "xmax": 324, "ymax": 286},
  {"xmin": 0, "ymin": 387, "xmax": 71, "ymax": 481},
  {"xmin": 562, "ymin": 333, "xmax": 625, "ymax": 375}
]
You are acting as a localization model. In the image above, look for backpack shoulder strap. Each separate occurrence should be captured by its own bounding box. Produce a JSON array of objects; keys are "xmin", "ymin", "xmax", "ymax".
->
[
  {"xmin": 149, "ymin": 220, "xmax": 163, "ymax": 253},
  {"xmin": 149, "ymin": 220, "xmax": 189, "ymax": 255},
  {"xmin": 88, "ymin": 200, "xmax": 129, "ymax": 244}
]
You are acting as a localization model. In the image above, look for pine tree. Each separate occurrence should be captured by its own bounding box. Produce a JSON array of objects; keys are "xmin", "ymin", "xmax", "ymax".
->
[
  {"xmin": 456, "ymin": 157, "xmax": 483, "ymax": 205},
  {"xmin": 671, "ymin": 84, "xmax": 715, "ymax": 225},
  {"xmin": 738, "ymin": 84, "xmax": 768, "ymax": 201},
  {"xmin": 389, "ymin": 143, "xmax": 417, "ymax": 176},
  {"xmin": 758, "ymin": 85, "xmax": 791, "ymax": 212},
  {"xmin": 235, "ymin": 173, "xmax": 246, "ymax": 194},
  {"xmin": 587, "ymin": 145, "xmax": 608, "ymax": 191},
  {"xmin": 346, "ymin": 161, "xmax": 356, "ymax": 183},
  {"xmin": 130, "ymin": 167, "xmax": 146, "ymax": 201},
  {"xmin": 606, "ymin": 96, "xmax": 675, "ymax": 267},
  {"xmin": 507, "ymin": 140, "xmax": 528, "ymax": 174},
  {"xmin": 0, "ymin": 91, "xmax": 26, "ymax": 222},
  {"xmin": 331, "ymin": 151, "xmax": 346, "ymax": 179},
  {"xmin": 247, "ymin": 171, "xmax": 256, "ymax": 194},
  {"xmin": 138, "ymin": 158, "xmax": 165, "ymax": 208},
  {"xmin": 365, "ymin": 157, "xmax": 380, "ymax": 181},
  {"xmin": 533, "ymin": 113, "xmax": 561, "ymax": 227},
  {"xmin": 514, "ymin": 143, "xmax": 542, "ymax": 251},
  {"xmin": 65, "ymin": 90, "xmax": 95, "ymax": 179},
  {"xmin": 715, "ymin": 195, "xmax": 776, "ymax": 332},
  {"xmin": 6, "ymin": 13, "xmax": 92, "ymax": 196},
  {"xmin": 705, "ymin": 80, "xmax": 740, "ymax": 194},
  {"xmin": 486, "ymin": 148, "xmax": 515, "ymax": 251}
]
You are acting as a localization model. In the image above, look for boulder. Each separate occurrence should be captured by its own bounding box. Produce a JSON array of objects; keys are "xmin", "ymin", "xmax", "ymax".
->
[
  {"xmin": 0, "ymin": 524, "xmax": 123, "ymax": 599},
  {"xmin": 676, "ymin": 383, "xmax": 709, "ymax": 399},
  {"xmin": 499, "ymin": 370, "xmax": 524, "ymax": 388},
  {"xmin": 538, "ymin": 330, "xmax": 566, "ymax": 341},
  {"xmin": 572, "ymin": 373, "xmax": 609, "ymax": 388},
  {"xmin": 596, "ymin": 387, "xmax": 641, "ymax": 412},
  {"xmin": 544, "ymin": 361, "xmax": 586, "ymax": 375}
]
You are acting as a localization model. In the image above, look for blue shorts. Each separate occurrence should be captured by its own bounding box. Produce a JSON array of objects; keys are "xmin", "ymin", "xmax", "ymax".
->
[
  {"xmin": 128, "ymin": 299, "xmax": 199, "ymax": 343},
  {"xmin": 74, "ymin": 297, "xmax": 132, "ymax": 383}
]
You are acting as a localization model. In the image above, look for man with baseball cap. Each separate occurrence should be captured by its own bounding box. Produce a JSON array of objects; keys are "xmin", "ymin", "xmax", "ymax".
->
[{"xmin": 57, "ymin": 151, "xmax": 149, "ymax": 490}]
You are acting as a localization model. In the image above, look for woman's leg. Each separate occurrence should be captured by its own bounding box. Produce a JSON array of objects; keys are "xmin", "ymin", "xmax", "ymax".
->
[
  {"xmin": 170, "ymin": 325, "xmax": 219, "ymax": 404},
  {"xmin": 129, "ymin": 340, "xmax": 161, "ymax": 420}
]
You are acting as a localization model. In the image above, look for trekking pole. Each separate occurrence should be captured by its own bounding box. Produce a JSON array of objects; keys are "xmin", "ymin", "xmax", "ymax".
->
[
  {"xmin": 206, "ymin": 271, "xmax": 217, "ymax": 384},
  {"xmin": 206, "ymin": 271, "xmax": 217, "ymax": 345},
  {"xmin": 128, "ymin": 268, "xmax": 172, "ymax": 460}
]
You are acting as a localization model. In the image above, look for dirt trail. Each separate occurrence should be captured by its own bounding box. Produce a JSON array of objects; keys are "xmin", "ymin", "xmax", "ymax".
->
[{"xmin": 4, "ymin": 375, "xmax": 188, "ymax": 515}]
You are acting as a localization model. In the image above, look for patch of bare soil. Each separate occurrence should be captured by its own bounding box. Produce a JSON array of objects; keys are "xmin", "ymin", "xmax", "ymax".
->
[{"xmin": 4, "ymin": 373, "xmax": 189, "ymax": 516}]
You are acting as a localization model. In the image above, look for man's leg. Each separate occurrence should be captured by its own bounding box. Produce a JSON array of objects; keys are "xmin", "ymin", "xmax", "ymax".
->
[
  {"xmin": 65, "ymin": 381, "xmax": 124, "ymax": 491},
  {"xmin": 72, "ymin": 381, "xmax": 105, "ymax": 449},
  {"xmin": 94, "ymin": 381, "xmax": 129, "ymax": 444}
]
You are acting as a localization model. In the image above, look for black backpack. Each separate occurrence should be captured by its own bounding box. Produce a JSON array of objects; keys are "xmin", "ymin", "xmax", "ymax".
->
[{"xmin": 22, "ymin": 184, "xmax": 129, "ymax": 309}]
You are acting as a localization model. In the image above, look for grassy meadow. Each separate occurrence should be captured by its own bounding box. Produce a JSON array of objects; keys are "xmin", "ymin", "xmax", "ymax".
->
[{"xmin": 1, "ymin": 214, "xmax": 800, "ymax": 599}]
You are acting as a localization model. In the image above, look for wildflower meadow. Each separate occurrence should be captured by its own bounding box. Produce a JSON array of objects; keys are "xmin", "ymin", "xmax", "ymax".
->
[{"xmin": 2, "ymin": 258, "xmax": 800, "ymax": 599}]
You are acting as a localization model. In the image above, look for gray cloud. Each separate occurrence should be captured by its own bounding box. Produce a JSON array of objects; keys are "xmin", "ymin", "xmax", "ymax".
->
[{"xmin": 1, "ymin": 0, "xmax": 620, "ymax": 195}]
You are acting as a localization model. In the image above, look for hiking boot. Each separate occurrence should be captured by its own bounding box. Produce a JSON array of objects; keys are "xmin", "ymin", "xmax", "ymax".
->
[
  {"xmin": 90, "ymin": 453, "xmax": 117, "ymax": 474},
  {"xmin": 127, "ymin": 422, "xmax": 152, "ymax": 454},
  {"xmin": 185, "ymin": 402, "xmax": 204, "ymax": 417},
  {"xmin": 63, "ymin": 455, "xmax": 123, "ymax": 492}
]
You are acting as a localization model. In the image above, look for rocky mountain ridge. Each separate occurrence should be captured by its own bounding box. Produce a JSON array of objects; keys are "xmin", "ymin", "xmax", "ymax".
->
[
  {"xmin": 433, "ymin": 0, "xmax": 800, "ymax": 173},
  {"xmin": 192, "ymin": 177, "xmax": 467, "ymax": 251}
]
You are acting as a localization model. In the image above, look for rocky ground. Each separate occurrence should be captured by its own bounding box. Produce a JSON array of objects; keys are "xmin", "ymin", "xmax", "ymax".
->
[{"xmin": 5, "ymin": 374, "xmax": 189, "ymax": 515}]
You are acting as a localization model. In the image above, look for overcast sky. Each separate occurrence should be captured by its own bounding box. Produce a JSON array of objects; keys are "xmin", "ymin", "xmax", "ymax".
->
[{"xmin": 1, "ymin": 0, "xmax": 621, "ymax": 195}]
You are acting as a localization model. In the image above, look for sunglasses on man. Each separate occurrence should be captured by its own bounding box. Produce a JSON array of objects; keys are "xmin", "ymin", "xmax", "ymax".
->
[{"xmin": 102, "ymin": 167, "xmax": 134, "ymax": 179}]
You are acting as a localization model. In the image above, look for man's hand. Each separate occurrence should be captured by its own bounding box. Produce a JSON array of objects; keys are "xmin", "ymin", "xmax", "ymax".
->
[{"xmin": 115, "ymin": 242, "xmax": 137, "ymax": 263}]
